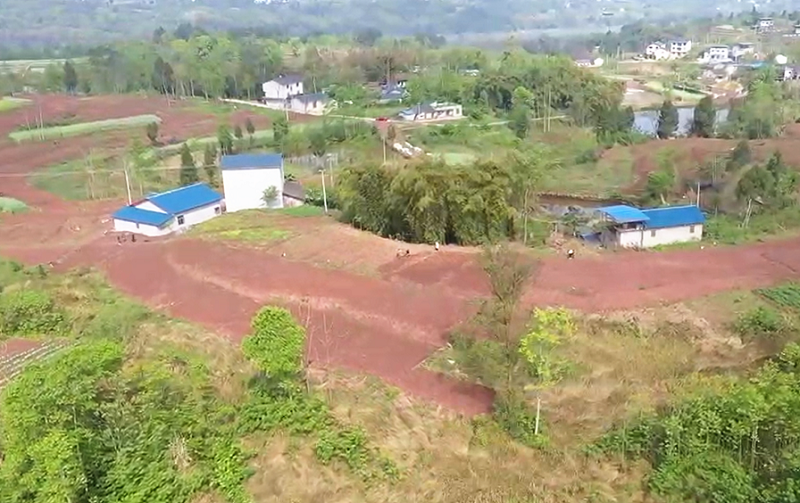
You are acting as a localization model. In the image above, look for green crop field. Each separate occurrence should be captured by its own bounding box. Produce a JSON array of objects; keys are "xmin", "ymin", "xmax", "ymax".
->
[
  {"xmin": 9, "ymin": 114, "xmax": 161, "ymax": 142},
  {"xmin": 0, "ymin": 197, "xmax": 28, "ymax": 214},
  {"xmin": 0, "ymin": 97, "xmax": 31, "ymax": 113},
  {"xmin": 758, "ymin": 282, "xmax": 800, "ymax": 309}
]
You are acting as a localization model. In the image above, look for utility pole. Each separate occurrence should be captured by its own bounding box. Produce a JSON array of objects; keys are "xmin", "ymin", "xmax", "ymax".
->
[
  {"xmin": 123, "ymin": 161, "xmax": 132, "ymax": 205},
  {"xmin": 320, "ymin": 169, "xmax": 328, "ymax": 214},
  {"xmin": 696, "ymin": 181, "xmax": 701, "ymax": 206}
]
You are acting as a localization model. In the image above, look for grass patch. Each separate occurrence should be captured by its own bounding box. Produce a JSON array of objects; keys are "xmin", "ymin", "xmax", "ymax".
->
[
  {"xmin": 10, "ymin": 114, "xmax": 161, "ymax": 142},
  {"xmin": 278, "ymin": 205, "xmax": 324, "ymax": 217},
  {"xmin": 0, "ymin": 97, "xmax": 30, "ymax": 113},
  {"xmin": 705, "ymin": 206, "xmax": 800, "ymax": 245},
  {"xmin": 543, "ymin": 141, "xmax": 635, "ymax": 197},
  {"xmin": 0, "ymin": 197, "xmax": 28, "ymax": 214},
  {"xmin": 191, "ymin": 209, "xmax": 293, "ymax": 244}
]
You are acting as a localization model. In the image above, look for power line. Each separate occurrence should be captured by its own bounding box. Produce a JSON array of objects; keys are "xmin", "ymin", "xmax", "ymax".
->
[{"xmin": 0, "ymin": 164, "xmax": 198, "ymax": 178}]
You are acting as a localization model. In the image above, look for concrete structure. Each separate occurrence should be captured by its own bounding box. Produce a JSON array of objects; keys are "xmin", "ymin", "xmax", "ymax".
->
[
  {"xmin": 596, "ymin": 204, "xmax": 705, "ymax": 249},
  {"xmin": 220, "ymin": 153, "xmax": 285, "ymax": 212},
  {"xmin": 378, "ymin": 84, "xmax": 406, "ymax": 103},
  {"xmin": 574, "ymin": 57, "xmax": 604, "ymax": 68},
  {"xmin": 756, "ymin": 17, "xmax": 774, "ymax": 33},
  {"xmin": 287, "ymin": 92, "xmax": 333, "ymax": 115},
  {"xmin": 282, "ymin": 180, "xmax": 306, "ymax": 207},
  {"xmin": 112, "ymin": 183, "xmax": 222, "ymax": 237},
  {"xmin": 731, "ymin": 43, "xmax": 755, "ymax": 60},
  {"xmin": 645, "ymin": 42, "xmax": 671, "ymax": 60},
  {"xmin": 262, "ymin": 75, "xmax": 304, "ymax": 100},
  {"xmin": 398, "ymin": 102, "xmax": 463, "ymax": 121},
  {"xmin": 698, "ymin": 45, "xmax": 732, "ymax": 64},
  {"xmin": 669, "ymin": 39, "xmax": 692, "ymax": 58}
]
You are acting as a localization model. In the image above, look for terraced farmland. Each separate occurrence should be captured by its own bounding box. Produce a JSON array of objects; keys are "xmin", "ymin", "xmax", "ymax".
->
[{"xmin": 0, "ymin": 339, "xmax": 72, "ymax": 388}]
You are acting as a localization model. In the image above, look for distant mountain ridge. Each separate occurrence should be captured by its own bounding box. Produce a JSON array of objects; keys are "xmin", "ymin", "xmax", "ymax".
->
[{"xmin": 0, "ymin": 0, "xmax": 769, "ymax": 48}]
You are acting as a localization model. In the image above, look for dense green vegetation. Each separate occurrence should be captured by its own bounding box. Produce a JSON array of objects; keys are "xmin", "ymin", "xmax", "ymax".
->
[{"xmin": 0, "ymin": 260, "xmax": 395, "ymax": 503}]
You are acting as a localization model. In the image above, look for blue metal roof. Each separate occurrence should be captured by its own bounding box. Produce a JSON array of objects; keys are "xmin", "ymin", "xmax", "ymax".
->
[
  {"xmin": 147, "ymin": 183, "xmax": 222, "ymax": 214},
  {"xmin": 641, "ymin": 205, "xmax": 705, "ymax": 229},
  {"xmin": 596, "ymin": 205, "xmax": 650, "ymax": 224},
  {"xmin": 220, "ymin": 153, "xmax": 283, "ymax": 171},
  {"xmin": 112, "ymin": 206, "xmax": 173, "ymax": 227}
]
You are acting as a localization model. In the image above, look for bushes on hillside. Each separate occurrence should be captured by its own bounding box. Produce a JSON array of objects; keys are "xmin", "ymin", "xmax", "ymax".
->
[{"xmin": 0, "ymin": 289, "xmax": 65, "ymax": 337}]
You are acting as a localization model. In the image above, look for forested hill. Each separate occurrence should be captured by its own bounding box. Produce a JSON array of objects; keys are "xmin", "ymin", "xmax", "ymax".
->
[{"xmin": 0, "ymin": 0, "xmax": 766, "ymax": 49}]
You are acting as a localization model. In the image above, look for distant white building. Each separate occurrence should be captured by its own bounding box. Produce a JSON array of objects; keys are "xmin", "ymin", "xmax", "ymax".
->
[
  {"xmin": 287, "ymin": 92, "xmax": 334, "ymax": 115},
  {"xmin": 669, "ymin": 39, "xmax": 692, "ymax": 58},
  {"xmin": 574, "ymin": 57, "xmax": 604, "ymax": 68},
  {"xmin": 398, "ymin": 102, "xmax": 463, "ymax": 121},
  {"xmin": 755, "ymin": 17, "xmax": 774, "ymax": 33},
  {"xmin": 731, "ymin": 43, "xmax": 755, "ymax": 60},
  {"xmin": 645, "ymin": 42, "xmax": 671, "ymax": 60},
  {"xmin": 220, "ymin": 153, "xmax": 285, "ymax": 212},
  {"xmin": 262, "ymin": 75, "xmax": 304, "ymax": 101},
  {"xmin": 595, "ymin": 204, "xmax": 705, "ymax": 249},
  {"xmin": 698, "ymin": 45, "xmax": 732, "ymax": 64},
  {"xmin": 111, "ymin": 183, "xmax": 223, "ymax": 237}
]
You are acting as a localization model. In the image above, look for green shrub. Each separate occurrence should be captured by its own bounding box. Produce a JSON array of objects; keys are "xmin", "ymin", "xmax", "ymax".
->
[
  {"xmin": 493, "ymin": 391, "xmax": 546, "ymax": 448},
  {"xmin": 0, "ymin": 289, "xmax": 65, "ymax": 337},
  {"xmin": 242, "ymin": 307, "xmax": 305, "ymax": 379},
  {"xmin": 733, "ymin": 306, "xmax": 786, "ymax": 339}
]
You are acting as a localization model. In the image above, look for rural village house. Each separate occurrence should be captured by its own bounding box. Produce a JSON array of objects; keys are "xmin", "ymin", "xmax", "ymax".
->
[
  {"xmin": 261, "ymin": 74, "xmax": 304, "ymax": 101},
  {"xmin": 287, "ymin": 92, "xmax": 334, "ymax": 115},
  {"xmin": 220, "ymin": 153, "xmax": 287, "ymax": 212},
  {"xmin": 594, "ymin": 204, "xmax": 705, "ymax": 249},
  {"xmin": 112, "ymin": 183, "xmax": 223, "ymax": 237},
  {"xmin": 398, "ymin": 102, "xmax": 463, "ymax": 121},
  {"xmin": 282, "ymin": 180, "xmax": 306, "ymax": 207}
]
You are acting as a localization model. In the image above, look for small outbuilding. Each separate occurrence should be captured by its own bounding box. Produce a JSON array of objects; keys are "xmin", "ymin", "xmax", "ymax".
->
[
  {"xmin": 221, "ymin": 153, "xmax": 285, "ymax": 212},
  {"xmin": 595, "ymin": 204, "xmax": 705, "ymax": 249},
  {"xmin": 112, "ymin": 183, "xmax": 223, "ymax": 237}
]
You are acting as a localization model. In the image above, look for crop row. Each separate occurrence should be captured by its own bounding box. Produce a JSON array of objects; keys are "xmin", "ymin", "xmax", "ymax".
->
[
  {"xmin": 757, "ymin": 282, "xmax": 800, "ymax": 309},
  {"xmin": 0, "ymin": 340, "xmax": 72, "ymax": 388}
]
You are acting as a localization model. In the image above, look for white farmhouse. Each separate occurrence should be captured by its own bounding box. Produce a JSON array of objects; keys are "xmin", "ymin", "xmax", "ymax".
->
[
  {"xmin": 698, "ymin": 45, "xmax": 732, "ymax": 64},
  {"xmin": 669, "ymin": 39, "xmax": 692, "ymax": 59},
  {"xmin": 220, "ymin": 153, "xmax": 285, "ymax": 212},
  {"xmin": 262, "ymin": 75, "xmax": 304, "ymax": 101},
  {"xmin": 397, "ymin": 102, "xmax": 463, "ymax": 121},
  {"xmin": 596, "ymin": 204, "xmax": 705, "ymax": 249},
  {"xmin": 111, "ymin": 183, "xmax": 223, "ymax": 237},
  {"xmin": 287, "ymin": 92, "xmax": 334, "ymax": 115},
  {"xmin": 645, "ymin": 42, "xmax": 671, "ymax": 60}
]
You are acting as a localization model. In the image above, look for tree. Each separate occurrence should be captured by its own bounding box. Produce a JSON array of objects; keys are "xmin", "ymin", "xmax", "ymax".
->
[
  {"xmin": 309, "ymin": 129, "xmax": 327, "ymax": 159},
  {"xmin": 63, "ymin": 60, "xmax": 78, "ymax": 93},
  {"xmin": 273, "ymin": 116, "xmax": 289, "ymax": 144},
  {"xmin": 234, "ymin": 124, "xmax": 243, "ymax": 140},
  {"xmin": 203, "ymin": 143, "xmax": 218, "ymax": 186},
  {"xmin": 217, "ymin": 124, "xmax": 234, "ymax": 155},
  {"xmin": 179, "ymin": 143, "xmax": 199, "ymax": 185},
  {"xmin": 242, "ymin": 307, "xmax": 305, "ymax": 380},
  {"xmin": 245, "ymin": 117, "xmax": 255, "ymax": 137},
  {"xmin": 145, "ymin": 122, "xmax": 159, "ymax": 145},
  {"xmin": 387, "ymin": 124, "xmax": 397, "ymax": 144},
  {"xmin": 508, "ymin": 104, "xmax": 530, "ymax": 140},
  {"xmin": 728, "ymin": 139, "xmax": 752, "ymax": 171},
  {"xmin": 691, "ymin": 96, "xmax": 716, "ymax": 138},
  {"xmin": 261, "ymin": 186, "xmax": 279, "ymax": 208},
  {"xmin": 656, "ymin": 99, "xmax": 679, "ymax": 139}
]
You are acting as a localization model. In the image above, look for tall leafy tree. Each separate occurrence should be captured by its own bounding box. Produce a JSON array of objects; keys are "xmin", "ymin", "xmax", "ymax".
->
[
  {"xmin": 62, "ymin": 60, "xmax": 78, "ymax": 93},
  {"xmin": 508, "ymin": 104, "xmax": 530, "ymax": 140},
  {"xmin": 656, "ymin": 99, "xmax": 679, "ymax": 139},
  {"xmin": 203, "ymin": 143, "xmax": 218, "ymax": 186},
  {"xmin": 245, "ymin": 117, "xmax": 255, "ymax": 137},
  {"xmin": 273, "ymin": 116, "xmax": 289, "ymax": 144},
  {"xmin": 217, "ymin": 124, "xmax": 234, "ymax": 155},
  {"xmin": 179, "ymin": 143, "xmax": 199, "ymax": 185},
  {"xmin": 690, "ymin": 96, "xmax": 716, "ymax": 138}
]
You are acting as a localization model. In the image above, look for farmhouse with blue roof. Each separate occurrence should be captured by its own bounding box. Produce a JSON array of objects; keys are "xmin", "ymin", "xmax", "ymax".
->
[
  {"xmin": 595, "ymin": 204, "xmax": 705, "ymax": 249},
  {"xmin": 220, "ymin": 153, "xmax": 289, "ymax": 212},
  {"xmin": 111, "ymin": 182, "xmax": 223, "ymax": 237}
]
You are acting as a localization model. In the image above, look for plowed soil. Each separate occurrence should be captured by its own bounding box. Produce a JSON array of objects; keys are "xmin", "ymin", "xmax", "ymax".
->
[{"xmin": 4, "ymin": 94, "xmax": 800, "ymax": 414}]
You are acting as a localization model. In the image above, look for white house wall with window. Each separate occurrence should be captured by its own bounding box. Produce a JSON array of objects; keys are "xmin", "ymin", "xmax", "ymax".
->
[
  {"xmin": 596, "ymin": 204, "xmax": 705, "ymax": 249},
  {"xmin": 111, "ymin": 183, "xmax": 223, "ymax": 237},
  {"xmin": 220, "ymin": 153, "xmax": 285, "ymax": 212}
]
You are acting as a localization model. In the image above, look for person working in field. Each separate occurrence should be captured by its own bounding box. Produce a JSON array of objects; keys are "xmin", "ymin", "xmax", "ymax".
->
[{"xmin": 567, "ymin": 249, "xmax": 575, "ymax": 259}]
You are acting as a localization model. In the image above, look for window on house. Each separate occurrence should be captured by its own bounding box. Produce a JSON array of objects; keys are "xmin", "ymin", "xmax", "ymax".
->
[
  {"xmin": 214, "ymin": 206, "xmax": 221, "ymax": 215},
  {"xmin": 650, "ymin": 230, "xmax": 656, "ymax": 237},
  {"xmin": 177, "ymin": 215, "xmax": 185, "ymax": 225},
  {"xmin": 689, "ymin": 225, "xmax": 695, "ymax": 233}
]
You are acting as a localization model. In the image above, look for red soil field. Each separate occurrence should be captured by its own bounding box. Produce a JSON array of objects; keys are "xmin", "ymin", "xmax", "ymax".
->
[{"xmin": 4, "ymin": 94, "xmax": 800, "ymax": 414}]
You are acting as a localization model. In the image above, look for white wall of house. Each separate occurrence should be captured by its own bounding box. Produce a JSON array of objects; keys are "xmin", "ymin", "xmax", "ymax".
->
[
  {"xmin": 615, "ymin": 224, "xmax": 703, "ymax": 248},
  {"xmin": 222, "ymin": 168, "xmax": 284, "ymax": 212},
  {"xmin": 288, "ymin": 98, "xmax": 328, "ymax": 115},
  {"xmin": 164, "ymin": 202, "xmax": 223, "ymax": 233},
  {"xmin": 262, "ymin": 80, "xmax": 303, "ymax": 100},
  {"xmin": 113, "ymin": 218, "xmax": 171, "ymax": 237}
]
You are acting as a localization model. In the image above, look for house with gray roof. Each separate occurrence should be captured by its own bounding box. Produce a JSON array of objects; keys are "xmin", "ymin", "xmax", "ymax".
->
[
  {"xmin": 262, "ymin": 74, "xmax": 304, "ymax": 100},
  {"xmin": 287, "ymin": 92, "xmax": 334, "ymax": 115}
]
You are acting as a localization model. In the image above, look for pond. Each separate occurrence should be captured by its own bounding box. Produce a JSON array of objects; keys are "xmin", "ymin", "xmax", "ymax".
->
[{"xmin": 633, "ymin": 107, "xmax": 730, "ymax": 137}]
